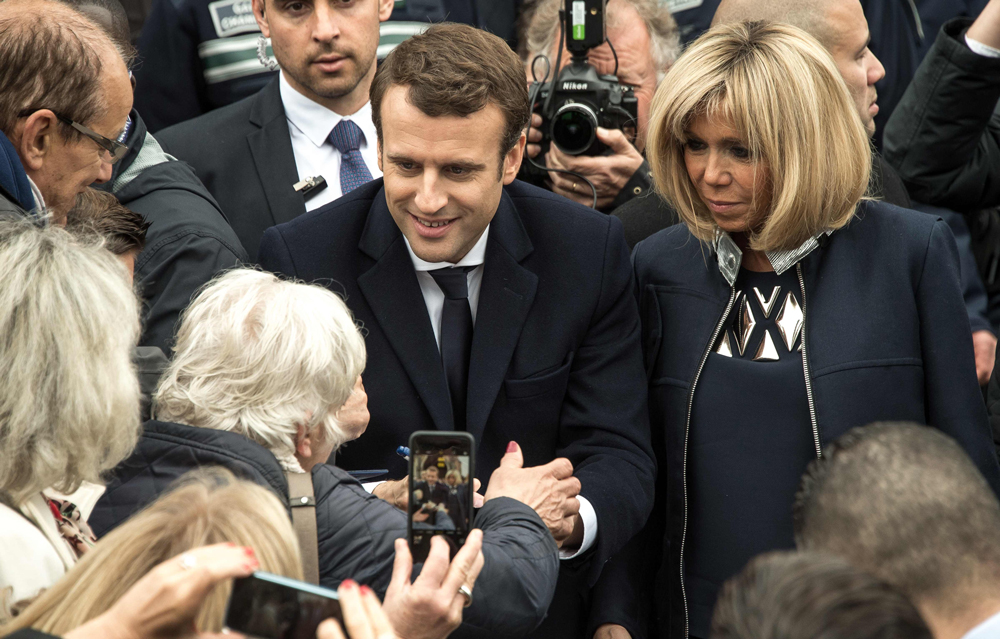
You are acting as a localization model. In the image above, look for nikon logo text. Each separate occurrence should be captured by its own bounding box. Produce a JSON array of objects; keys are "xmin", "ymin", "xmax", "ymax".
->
[{"xmin": 561, "ymin": 82, "xmax": 588, "ymax": 91}]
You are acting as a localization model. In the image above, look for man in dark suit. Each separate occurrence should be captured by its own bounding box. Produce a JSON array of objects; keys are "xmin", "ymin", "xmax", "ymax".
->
[
  {"xmin": 258, "ymin": 23, "xmax": 655, "ymax": 638},
  {"xmin": 155, "ymin": 0, "xmax": 395, "ymax": 260}
]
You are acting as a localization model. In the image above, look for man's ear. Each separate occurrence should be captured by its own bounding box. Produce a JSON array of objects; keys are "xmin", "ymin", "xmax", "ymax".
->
[
  {"xmin": 16, "ymin": 110, "xmax": 59, "ymax": 173},
  {"xmin": 378, "ymin": 0, "xmax": 394, "ymax": 22},
  {"xmin": 252, "ymin": 0, "xmax": 270, "ymax": 37},
  {"xmin": 502, "ymin": 132, "xmax": 527, "ymax": 185},
  {"xmin": 376, "ymin": 138, "xmax": 383, "ymax": 172},
  {"xmin": 294, "ymin": 422, "xmax": 313, "ymax": 459}
]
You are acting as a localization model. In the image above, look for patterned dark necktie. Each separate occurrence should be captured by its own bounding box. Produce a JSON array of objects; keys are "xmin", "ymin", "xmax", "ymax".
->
[
  {"xmin": 329, "ymin": 120, "xmax": 374, "ymax": 195},
  {"xmin": 429, "ymin": 266, "xmax": 476, "ymax": 430}
]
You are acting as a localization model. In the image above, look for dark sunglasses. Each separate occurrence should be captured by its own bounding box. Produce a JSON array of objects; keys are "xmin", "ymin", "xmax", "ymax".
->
[{"xmin": 17, "ymin": 109, "xmax": 129, "ymax": 164}]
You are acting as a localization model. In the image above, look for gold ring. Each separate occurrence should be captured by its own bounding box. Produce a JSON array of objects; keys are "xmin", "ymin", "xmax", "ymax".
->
[{"xmin": 572, "ymin": 182, "xmax": 577, "ymax": 192}]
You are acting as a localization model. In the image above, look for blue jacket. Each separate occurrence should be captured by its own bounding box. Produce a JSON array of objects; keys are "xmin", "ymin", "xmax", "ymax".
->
[
  {"xmin": 631, "ymin": 199, "xmax": 1000, "ymax": 637},
  {"xmin": 0, "ymin": 130, "xmax": 33, "ymax": 214}
]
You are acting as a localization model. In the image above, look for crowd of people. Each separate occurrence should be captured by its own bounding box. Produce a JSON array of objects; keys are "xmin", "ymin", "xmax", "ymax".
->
[{"xmin": 1, "ymin": 0, "xmax": 1000, "ymax": 638}]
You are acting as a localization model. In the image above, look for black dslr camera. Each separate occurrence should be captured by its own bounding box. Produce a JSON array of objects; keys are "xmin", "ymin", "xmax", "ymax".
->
[{"xmin": 528, "ymin": 0, "xmax": 638, "ymax": 157}]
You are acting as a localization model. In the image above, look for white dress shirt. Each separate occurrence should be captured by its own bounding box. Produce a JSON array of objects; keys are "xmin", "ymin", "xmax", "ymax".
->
[
  {"xmin": 279, "ymin": 72, "xmax": 382, "ymax": 211},
  {"xmin": 963, "ymin": 609, "xmax": 1000, "ymax": 639},
  {"xmin": 402, "ymin": 227, "xmax": 598, "ymax": 559},
  {"xmin": 967, "ymin": 34, "xmax": 1000, "ymax": 58}
]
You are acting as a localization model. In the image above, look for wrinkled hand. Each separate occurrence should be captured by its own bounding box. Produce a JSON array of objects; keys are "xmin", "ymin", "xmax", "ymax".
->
[
  {"xmin": 974, "ymin": 330, "xmax": 997, "ymax": 386},
  {"xmin": 373, "ymin": 478, "xmax": 409, "ymax": 510},
  {"xmin": 483, "ymin": 442, "xmax": 582, "ymax": 546},
  {"xmin": 382, "ymin": 531, "xmax": 485, "ymax": 639},
  {"xmin": 543, "ymin": 127, "xmax": 644, "ymax": 209},
  {"xmin": 317, "ymin": 580, "xmax": 400, "ymax": 639},
  {"xmin": 335, "ymin": 376, "xmax": 370, "ymax": 441},
  {"xmin": 65, "ymin": 543, "xmax": 259, "ymax": 639},
  {"xmin": 594, "ymin": 624, "xmax": 632, "ymax": 639}
]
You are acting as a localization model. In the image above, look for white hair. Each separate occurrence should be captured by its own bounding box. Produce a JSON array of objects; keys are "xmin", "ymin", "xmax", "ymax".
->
[
  {"xmin": 524, "ymin": 0, "xmax": 681, "ymax": 82},
  {"xmin": 0, "ymin": 215, "xmax": 141, "ymax": 504},
  {"xmin": 154, "ymin": 269, "xmax": 367, "ymax": 472}
]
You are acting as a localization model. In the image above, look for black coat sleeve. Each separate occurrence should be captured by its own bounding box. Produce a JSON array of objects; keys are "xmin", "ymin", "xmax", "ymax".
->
[
  {"xmin": 920, "ymin": 220, "xmax": 1000, "ymax": 495},
  {"xmin": 558, "ymin": 216, "xmax": 656, "ymax": 584},
  {"xmin": 883, "ymin": 19, "xmax": 1000, "ymax": 211}
]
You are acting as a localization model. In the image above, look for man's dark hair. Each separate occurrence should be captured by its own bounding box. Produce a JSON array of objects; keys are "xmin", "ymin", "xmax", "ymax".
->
[
  {"xmin": 793, "ymin": 422, "xmax": 1000, "ymax": 611},
  {"xmin": 369, "ymin": 22, "xmax": 530, "ymax": 177},
  {"xmin": 66, "ymin": 188, "xmax": 149, "ymax": 256},
  {"xmin": 0, "ymin": 1, "xmax": 116, "ymax": 138},
  {"xmin": 58, "ymin": 0, "xmax": 136, "ymax": 66},
  {"xmin": 711, "ymin": 550, "xmax": 932, "ymax": 639}
]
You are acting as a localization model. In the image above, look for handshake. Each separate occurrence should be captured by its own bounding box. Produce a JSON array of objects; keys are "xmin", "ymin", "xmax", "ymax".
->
[{"xmin": 376, "ymin": 441, "xmax": 584, "ymax": 548}]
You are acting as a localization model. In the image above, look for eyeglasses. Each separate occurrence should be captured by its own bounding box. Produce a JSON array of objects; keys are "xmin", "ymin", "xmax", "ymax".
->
[{"xmin": 17, "ymin": 109, "xmax": 129, "ymax": 164}]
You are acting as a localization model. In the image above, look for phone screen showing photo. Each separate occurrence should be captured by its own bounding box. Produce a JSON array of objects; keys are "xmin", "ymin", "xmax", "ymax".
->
[{"xmin": 408, "ymin": 433, "xmax": 474, "ymax": 563}]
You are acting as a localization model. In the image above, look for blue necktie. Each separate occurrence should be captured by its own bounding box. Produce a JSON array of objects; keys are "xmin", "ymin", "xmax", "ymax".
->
[
  {"xmin": 329, "ymin": 120, "xmax": 374, "ymax": 195},
  {"xmin": 429, "ymin": 266, "xmax": 476, "ymax": 431}
]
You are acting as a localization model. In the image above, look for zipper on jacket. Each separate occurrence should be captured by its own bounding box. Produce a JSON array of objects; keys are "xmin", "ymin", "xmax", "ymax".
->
[
  {"xmin": 796, "ymin": 264, "xmax": 822, "ymax": 459},
  {"xmin": 680, "ymin": 288, "xmax": 736, "ymax": 639}
]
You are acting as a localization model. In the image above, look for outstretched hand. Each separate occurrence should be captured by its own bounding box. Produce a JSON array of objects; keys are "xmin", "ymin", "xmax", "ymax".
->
[
  {"xmin": 484, "ymin": 442, "xmax": 582, "ymax": 547},
  {"xmin": 65, "ymin": 543, "xmax": 259, "ymax": 639}
]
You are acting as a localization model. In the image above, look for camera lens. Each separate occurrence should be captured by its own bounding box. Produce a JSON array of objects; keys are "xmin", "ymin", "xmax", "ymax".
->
[{"xmin": 551, "ymin": 103, "xmax": 598, "ymax": 155}]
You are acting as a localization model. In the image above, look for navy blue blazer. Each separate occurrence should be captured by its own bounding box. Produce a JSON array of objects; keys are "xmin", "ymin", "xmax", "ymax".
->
[
  {"xmin": 620, "ymin": 199, "xmax": 1000, "ymax": 637},
  {"xmin": 257, "ymin": 179, "xmax": 655, "ymax": 590}
]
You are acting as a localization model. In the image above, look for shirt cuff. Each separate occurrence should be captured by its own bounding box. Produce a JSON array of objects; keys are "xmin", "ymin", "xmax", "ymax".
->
[
  {"xmin": 362, "ymin": 481, "xmax": 385, "ymax": 494},
  {"xmin": 559, "ymin": 495, "xmax": 598, "ymax": 560},
  {"xmin": 966, "ymin": 34, "xmax": 1000, "ymax": 58}
]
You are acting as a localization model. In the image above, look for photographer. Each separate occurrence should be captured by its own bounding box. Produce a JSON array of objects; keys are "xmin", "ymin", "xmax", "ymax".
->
[{"xmin": 522, "ymin": 0, "xmax": 679, "ymax": 211}]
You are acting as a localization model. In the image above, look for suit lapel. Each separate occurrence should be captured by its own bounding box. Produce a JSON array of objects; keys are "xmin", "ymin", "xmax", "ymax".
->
[
  {"xmin": 247, "ymin": 78, "xmax": 306, "ymax": 228},
  {"xmin": 466, "ymin": 192, "xmax": 537, "ymax": 440},
  {"xmin": 357, "ymin": 190, "xmax": 454, "ymax": 431}
]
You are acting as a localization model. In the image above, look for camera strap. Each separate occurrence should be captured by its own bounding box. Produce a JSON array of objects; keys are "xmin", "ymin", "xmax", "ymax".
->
[{"xmin": 285, "ymin": 470, "xmax": 320, "ymax": 585}]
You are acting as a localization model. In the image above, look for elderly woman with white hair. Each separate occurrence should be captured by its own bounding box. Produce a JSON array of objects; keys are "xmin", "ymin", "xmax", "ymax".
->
[
  {"xmin": 91, "ymin": 268, "xmax": 560, "ymax": 637},
  {"xmin": 0, "ymin": 215, "xmax": 142, "ymax": 607}
]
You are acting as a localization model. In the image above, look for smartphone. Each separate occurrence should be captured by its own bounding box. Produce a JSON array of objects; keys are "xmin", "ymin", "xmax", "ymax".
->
[
  {"xmin": 223, "ymin": 572, "xmax": 342, "ymax": 639},
  {"xmin": 407, "ymin": 431, "xmax": 475, "ymax": 563}
]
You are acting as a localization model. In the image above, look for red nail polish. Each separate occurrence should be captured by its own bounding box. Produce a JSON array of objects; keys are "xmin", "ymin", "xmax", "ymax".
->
[
  {"xmin": 342, "ymin": 579, "xmax": 356, "ymax": 588},
  {"xmin": 507, "ymin": 441, "xmax": 517, "ymax": 453},
  {"xmin": 359, "ymin": 585, "xmax": 372, "ymax": 595},
  {"xmin": 244, "ymin": 547, "xmax": 256, "ymax": 557},
  {"xmin": 244, "ymin": 563, "xmax": 257, "ymax": 572}
]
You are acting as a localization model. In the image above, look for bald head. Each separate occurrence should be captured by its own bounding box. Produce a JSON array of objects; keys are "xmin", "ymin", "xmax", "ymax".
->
[
  {"xmin": 711, "ymin": 0, "xmax": 884, "ymax": 136},
  {"xmin": 712, "ymin": 0, "xmax": 838, "ymax": 47}
]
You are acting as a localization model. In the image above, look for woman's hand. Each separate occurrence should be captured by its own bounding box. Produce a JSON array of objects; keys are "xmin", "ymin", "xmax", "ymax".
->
[
  {"xmin": 65, "ymin": 543, "xmax": 259, "ymax": 639},
  {"xmin": 381, "ymin": 531, "xmax": 485, "ymax": 639},
  {"xmin": 316, "ymin": 580, "xmax": 399, "ymax": 639}
]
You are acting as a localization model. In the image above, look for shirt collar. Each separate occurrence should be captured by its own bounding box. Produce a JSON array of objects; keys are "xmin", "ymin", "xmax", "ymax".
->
[
  {"xmin": 712, "ymin": 228, "xmax": 833, "ymax": 286},
  {"xmin": 963, "ymin": 609, "xmax": 1000, "ymax": 639},
  {"xmin": 279, "ymin": 72, "xmax": 377, "ymax": 149},
  {"xmin": 26, "ymin": 175, "xmax": 45, "ymax": 213},
  {"xmin": 404, "ymin": 226, "xmax": 490, "ymax": 272}
]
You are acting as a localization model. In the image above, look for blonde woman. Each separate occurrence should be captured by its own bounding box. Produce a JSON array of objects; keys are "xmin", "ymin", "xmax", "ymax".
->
[
  {"xmin": 3, "ymin": 469, "xmax": 483, "ymax": 639},
  {"xmin": 90, "ymin": 268, "xmax": 560, "ymax": 636},
  {"xmin": 629, "ymin": 21, "xmax": 1000, "ymax": 638},
  {"xmin": 3, "ymin": 469, "xmax": 301, "ymax": 634},
  {"xmin": 0, "ymin": 216, "xmax": 141, "ymax": 607}
]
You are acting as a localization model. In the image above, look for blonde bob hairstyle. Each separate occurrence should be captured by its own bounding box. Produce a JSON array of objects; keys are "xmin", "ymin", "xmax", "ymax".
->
[
  {"xmin": 2, "ymin": 468, "xmax": 302, "ymax": 633},
  {"xmin": 646, "ymin": 21, "xmax": 872, "ymax": 252},
  {"xmin": 154, "ymin": 268, "xmax": 366, "ymax": 471},
  {"xmin": 0, "ymin": 215, "xmax": 140, "ymax": 504}
]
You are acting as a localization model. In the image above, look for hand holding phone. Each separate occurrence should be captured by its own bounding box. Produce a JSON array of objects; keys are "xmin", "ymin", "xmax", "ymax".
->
[{"xmin": 381, "ymin": 532, "xmax": 485, "ymax": 639}]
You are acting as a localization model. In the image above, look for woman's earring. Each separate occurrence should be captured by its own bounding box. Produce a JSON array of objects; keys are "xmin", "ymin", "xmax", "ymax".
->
[{"xmin": 256, "ymin": 34, "xmax": 279, "ymax": 71}]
